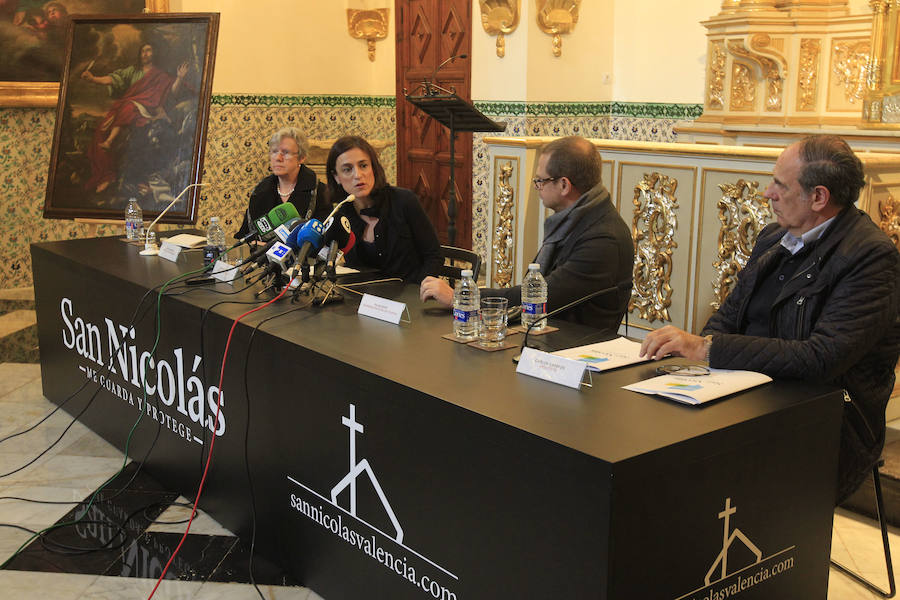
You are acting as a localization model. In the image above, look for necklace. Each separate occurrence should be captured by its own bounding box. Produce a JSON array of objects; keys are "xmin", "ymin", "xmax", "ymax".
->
[{"xmin": 277, "ymin": 181, "xmax": 295, "ymax": 197}]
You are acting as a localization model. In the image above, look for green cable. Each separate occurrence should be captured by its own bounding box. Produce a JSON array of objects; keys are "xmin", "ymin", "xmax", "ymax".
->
[{"xmin": 0, "ymin": 263, "xmax": 212, "ymax": 569}]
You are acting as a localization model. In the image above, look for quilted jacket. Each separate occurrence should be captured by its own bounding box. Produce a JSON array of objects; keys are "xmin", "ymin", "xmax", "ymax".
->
[{"xmin": 702, "ymin": 206, "xmax": 900, "ymax": 503}]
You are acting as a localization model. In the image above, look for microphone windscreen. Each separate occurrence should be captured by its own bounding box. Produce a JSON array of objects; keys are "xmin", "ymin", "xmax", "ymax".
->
[
  {"xmin": 267, "ymin": 202, "xmax": 300, "ymax": 228},
  {"xmin": 322, "ymin": 215, "xmax": 352, "ymax": 247},
  {"xmin": 286, "ymin": 218, "xmax": 324, "ymax": 250},
  {"xmin": 341, "ymin": 231, "xmax": 356, "ymax": 254}
]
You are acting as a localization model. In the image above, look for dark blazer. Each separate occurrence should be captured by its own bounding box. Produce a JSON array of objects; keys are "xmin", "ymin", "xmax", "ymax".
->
[
  {"xmin": 484, "ymin": 183, "xmax": 634, "ymax": 335},
  {"xmin": 236, "ymin": 166, "xmax": 329, "ymax": 239},
  {"xmin": 703, "ymin": 206, "xmax": 900, "ymax": 502},
  {"xmin": 339, "ymin": 186, "xmax": 442, "ymax": 284}
]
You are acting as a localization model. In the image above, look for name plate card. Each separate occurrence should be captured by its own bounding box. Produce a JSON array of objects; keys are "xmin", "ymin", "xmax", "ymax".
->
[
  {"xmin": 358, "ymin": 293, "xmax": 408, "ymax": 325},
  {"xmin": 211, "ymin": 260, "xmax": 239, "ymax": 284},
  {"xmin": 158, "ymin": 241, "xmax": 183, "ymax": 263},
  {"xmin": 516, "ymin": 347, "xmax": 587, "ymax": 390}
]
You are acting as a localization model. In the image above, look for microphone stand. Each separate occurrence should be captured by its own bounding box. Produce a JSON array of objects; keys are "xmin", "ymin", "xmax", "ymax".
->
[
  {"xmin": 512, "ymin": 284, "xmax": 627, "ymax": 363},
  {"xmin": 140, "ymin": 182, "xmax": 207, "ymax": 256}
]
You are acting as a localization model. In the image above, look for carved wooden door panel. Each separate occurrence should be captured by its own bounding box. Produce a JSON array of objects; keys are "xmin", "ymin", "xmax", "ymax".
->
[{"xmin": 395, "ymin": 0, "xmax": 473, "ymax": 248}]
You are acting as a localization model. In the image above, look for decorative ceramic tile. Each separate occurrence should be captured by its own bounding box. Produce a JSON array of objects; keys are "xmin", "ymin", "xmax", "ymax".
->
[{"xmin": 0, "ymin": 99, "xmax": 701, "ymax": 289}]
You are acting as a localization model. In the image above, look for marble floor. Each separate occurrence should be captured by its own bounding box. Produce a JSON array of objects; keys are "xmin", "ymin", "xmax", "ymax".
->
[{"xmin": 0, "ymin": 361, "xmax": 898, "ymax": 599}]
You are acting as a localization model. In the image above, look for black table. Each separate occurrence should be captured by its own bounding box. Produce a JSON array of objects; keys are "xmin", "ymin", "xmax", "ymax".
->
[{"xmin": 32, "ymin": 236, "xmax": 843, "ymax": 599}]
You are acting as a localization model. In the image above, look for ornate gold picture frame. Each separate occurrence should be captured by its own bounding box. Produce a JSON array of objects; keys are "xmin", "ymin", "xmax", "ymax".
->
[
  {"xmin": 43, "ymin": 13, "xmax": 218, "ymax": 224},
  {"xmin": 0, "ymin": 0, "xmax": 167, "ymax": 107}
]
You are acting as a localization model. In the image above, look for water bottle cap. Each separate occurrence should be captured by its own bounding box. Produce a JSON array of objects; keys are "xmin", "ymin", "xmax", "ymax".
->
[
  {"xmin": 528, "ymin": 263, "xmax": 540, "ymax": 270},
  {"xmin": 460, "ymin": 269, "xmax": 473, "ymax": 277}
]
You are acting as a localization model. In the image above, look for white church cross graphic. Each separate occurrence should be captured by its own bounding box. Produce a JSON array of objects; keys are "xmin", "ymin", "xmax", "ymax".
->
[
  {"xmin": 330, "ymin": 404, "xmax": 404, "ymax": 543},
  {"xmin": 704, "ymin": 497, "xmax": 762, "ymax": 585}
]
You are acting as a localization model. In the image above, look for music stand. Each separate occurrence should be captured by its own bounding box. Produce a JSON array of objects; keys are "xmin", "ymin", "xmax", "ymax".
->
[{"xmin": 406, "ymin": 86, "xmax": 505, "ymax": 247}]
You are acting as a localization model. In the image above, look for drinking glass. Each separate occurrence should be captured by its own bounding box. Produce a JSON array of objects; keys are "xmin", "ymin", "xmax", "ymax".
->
[{"xmin": 480, "ymin": 297, "xmax": 508, "ymax": 347}]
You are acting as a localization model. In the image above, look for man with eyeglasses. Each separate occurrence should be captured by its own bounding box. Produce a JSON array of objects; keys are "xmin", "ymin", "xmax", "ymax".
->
[
  {"xmin": 421, "ymin": 135, "xmax": 633, "ymax": 335},
  {"xmin": 639, "ymin": 135, "xmax": 900, "ymax": 504}
]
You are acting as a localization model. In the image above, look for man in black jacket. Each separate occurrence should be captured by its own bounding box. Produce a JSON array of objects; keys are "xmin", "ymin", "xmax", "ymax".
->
[
  {"xmin": 640, "ymin": 135, "xmax": 900, "ymax": 503},
  {"xmin": 420, "ymin": 136, "xmax": 634, "ymax": 335}
]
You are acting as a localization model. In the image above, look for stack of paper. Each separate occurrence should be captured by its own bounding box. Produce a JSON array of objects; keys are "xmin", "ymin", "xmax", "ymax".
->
[
  {"xmin": 552, "ymin": 337, "xmax": 646, "ymax": 372},
  {"xmin": 623, "ymin": 369, "xmax": 772, "ymax": 405}
]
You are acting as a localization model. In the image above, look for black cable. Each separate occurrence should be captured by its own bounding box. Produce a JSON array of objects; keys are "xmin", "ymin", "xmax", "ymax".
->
[{"xmin": 240, "ymin": 301, "xmax": 310, "ymax": 600}]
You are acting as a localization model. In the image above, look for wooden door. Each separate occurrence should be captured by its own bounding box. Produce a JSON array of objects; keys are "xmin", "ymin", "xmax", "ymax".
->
[{"xmin": 395, "ymin": 0, "xmax": 473, "ymax": 248}]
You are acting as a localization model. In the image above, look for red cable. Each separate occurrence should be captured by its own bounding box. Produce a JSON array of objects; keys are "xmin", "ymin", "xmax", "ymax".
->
[{"xmin": 147, "ymin": 279, "xmax": 294, "ymax": 598}]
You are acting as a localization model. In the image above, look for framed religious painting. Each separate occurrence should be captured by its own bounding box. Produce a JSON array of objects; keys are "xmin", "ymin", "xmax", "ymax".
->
[
  {"xmin": 0, "ymin": 0, "xmax": 167, "ymax": 107},
  {"xmin": 43, "ymin": 13, "xmax": 218, "ymax": 223}
]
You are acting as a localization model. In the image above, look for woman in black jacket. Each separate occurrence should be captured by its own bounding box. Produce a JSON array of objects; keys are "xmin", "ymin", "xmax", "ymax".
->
[
  {"xmin": 326, "ymin": 136, "xmax": 441, "ymax": 283},
  {"xmin": 236, "ymin": 127, "xmax": 330, "ymax": 239}
]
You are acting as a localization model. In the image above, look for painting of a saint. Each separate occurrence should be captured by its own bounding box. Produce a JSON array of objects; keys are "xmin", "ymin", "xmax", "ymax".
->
[{"xmin": 44, "ymin": 14, "xmax": 218, "ymax": 222}]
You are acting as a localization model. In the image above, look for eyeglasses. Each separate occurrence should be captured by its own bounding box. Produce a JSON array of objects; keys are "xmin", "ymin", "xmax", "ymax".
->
[
  {"xmin": 655, "ymin": 365, "xmax": 710, "ymax": 377},
  {"xmin": 532, "ymin": 176, "xmax": 559, "ymax": 190},
  {"xmin": 270, "ymin": 149, "xmax": 299, "ymax": 158}
]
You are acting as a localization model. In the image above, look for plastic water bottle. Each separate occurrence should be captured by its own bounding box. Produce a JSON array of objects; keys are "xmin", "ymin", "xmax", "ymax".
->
[
  {"xmin": 452, "ymin": 269, "xmax": 480, "ymax": 340},
  {"xmin": 521, "ymin": 263, "xmax": 548, "ymax": 332},
  {"xmin": 207, "ymin": 216, "xmax": 227, "ymax": 262},
  {"xmin": 124, "ymin": 198, "xmax": 143, "ymax": 240}
]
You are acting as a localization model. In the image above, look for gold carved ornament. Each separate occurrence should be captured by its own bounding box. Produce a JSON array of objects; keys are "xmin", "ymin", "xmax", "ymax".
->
[
  {"xmin": 492, "ymin": 162, "xmax": 516, "ymax": 288},
  {"xmin": 797, "ymin": 39, "xmax": 821, "ymax": 111},
  {"xmin": 629, "ymin": 173, "xmax": 678, "ymax": 323},
  {"xmin": 347, "ymin": 8, "xmax": 389, "ymax": 62},
  {"xmin": 711, "ymin": 180, "xmax": 771, "ymax": 311},
  {"xmin": 730, "ymin": 62, "xmax": 756, "ymax": 110},
  {"xmin": 879, "ymin": 194, "xmax": 900, "ymax": 251},
  {"xmin": 728, "ymin": 38, "xmax": 785, "ymax": 112},
  {"xmin": 708, "ymin": 42, "xmax": 727, "ymax": 110},
  {"xmin": 479, "ymin": 0, "xmax": 521, "ymax": 58},
  {"xmin": 832, "ymin": 40, "xmax": 872, "ymax": 103},
  {"xmin": 535, "ymin": 0, "xmax": 580, "ymax": 57}
]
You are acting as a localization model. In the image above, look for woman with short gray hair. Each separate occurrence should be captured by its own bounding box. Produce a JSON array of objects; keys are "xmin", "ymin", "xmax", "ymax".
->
[{"xmin": 236, "ymin": 126, "xmax": 330, "ymax": 238}]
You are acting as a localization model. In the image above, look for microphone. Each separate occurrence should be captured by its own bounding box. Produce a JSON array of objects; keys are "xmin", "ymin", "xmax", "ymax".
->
[
  {"xmin": 239, "ymin": 202, "xmax": 302, "ymax": 246},
  {"xmin": 324, "ymin": 194, "xmax": 355, "ymax": 224},
  {"xmin": 236, "ymin": 218, "xmax": 304, "ymax": 271},
  {"xmin": 512, "ymin": 282, "xmax": 631, "ymax": 363},
  {"xmin": 268, "ymin": 202, "xmax": 300, "ymax": 228},
  {"xmin": 287, "ymin": 219, "xmax": 325, "ymax": 277},
  {"xmin": 273, "ymin": 217, "xmax": 303, "ymax": 243},
  {"xmin": 140, "ymin": 182, "xmax": 207, "ymax": 256},
  {"xmin": 319, "ymin": 216, "xmax": 354, "ymax": 280},
  {"xmin": 264, "ymin": 241, "xmax": 296, "ymax": 274},
  {"xmin": 430, "ymin": 53, "xmax": 468, "ymax": 83}
]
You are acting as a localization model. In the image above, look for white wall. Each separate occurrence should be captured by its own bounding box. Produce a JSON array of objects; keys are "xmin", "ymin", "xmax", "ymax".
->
[
  {"xmin": 471, "ymin": 0, "xmax": 614, "ymax": 102},
  {"xmin": 170, "ymin": 0, "xmax": 874, "ymax": 104},
  {"xmin": 170, "ymin": 0, "xmax": 395, "ymax": 95},
  {"xmin": 613, "ymin": 0, "xmax": 721, "ymax": 103},
  {"xmin": 611, "ymin": 0, "xmax": 875, "ymax": 104}
]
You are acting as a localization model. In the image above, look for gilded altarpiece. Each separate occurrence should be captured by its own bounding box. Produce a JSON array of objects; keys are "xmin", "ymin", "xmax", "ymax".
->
[{"xmin": 694, "ymin": 2, "xmax": 873, "ymax": 128}]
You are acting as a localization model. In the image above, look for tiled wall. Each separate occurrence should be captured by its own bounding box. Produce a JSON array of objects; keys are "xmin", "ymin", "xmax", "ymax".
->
[
  {"xmin": 0, "ymin": 95, "xmax": 396, "ymax": 290},
  {"xmin": 0, "ymin": 97, "xmax": 700, "ymax": 290}
]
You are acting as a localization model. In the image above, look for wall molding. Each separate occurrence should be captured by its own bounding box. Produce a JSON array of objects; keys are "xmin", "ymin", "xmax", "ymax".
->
[
  {"xmin": 475, "ymin": 100, "xmax": 703, "ymax": 119},
  {"xmin": 211, "ymin": 94, "xmax": 396, "ymax": 108}
]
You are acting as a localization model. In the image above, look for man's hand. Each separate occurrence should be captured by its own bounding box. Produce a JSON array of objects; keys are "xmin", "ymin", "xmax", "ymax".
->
[
  {"xmin": 640, "ymin": 325, "xmax": 709, "ymax": 362},
  {"xmin": 420, "ymin": 276, "xmax": 454, "ymax": 307}
]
